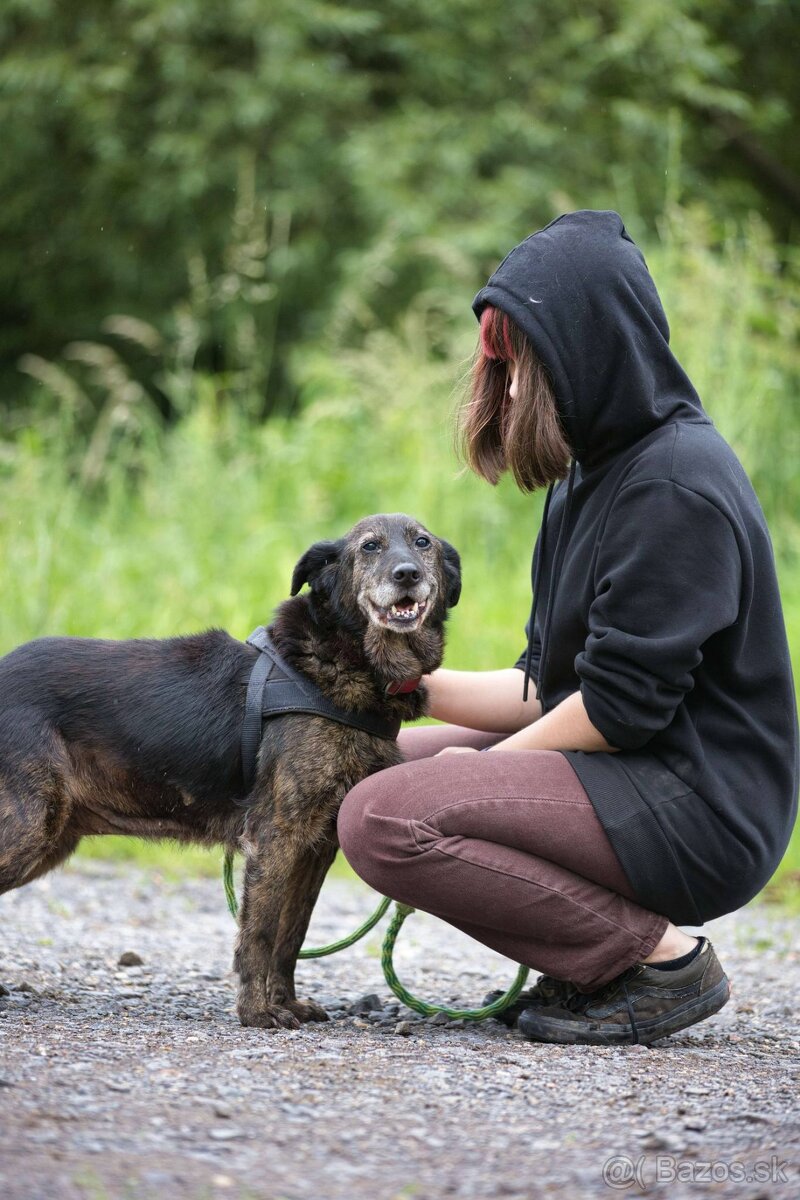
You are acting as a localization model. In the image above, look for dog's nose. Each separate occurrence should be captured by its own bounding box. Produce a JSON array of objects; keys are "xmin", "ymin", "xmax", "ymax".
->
[{"xmin": 392, "ymin": 562, "xmax": 421, "ymax": 585}]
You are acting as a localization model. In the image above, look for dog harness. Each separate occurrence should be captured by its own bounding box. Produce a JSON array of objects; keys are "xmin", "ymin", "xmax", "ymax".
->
[{"xmin": 239, "ymin": 625, "xmax": 404, "ymax": 798}]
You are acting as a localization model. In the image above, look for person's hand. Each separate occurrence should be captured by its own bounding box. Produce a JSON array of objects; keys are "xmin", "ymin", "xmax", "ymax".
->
[{"xmin": 435, "ymin": 746, "xmax": 480, "ymax": 756}]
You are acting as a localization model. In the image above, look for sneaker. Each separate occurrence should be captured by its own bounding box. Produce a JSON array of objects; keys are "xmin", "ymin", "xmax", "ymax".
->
[
  {"xmin": 517, "ymin": 938, "xmax": 730, "ymax": 1046},
  {"xmin": 483, "ymin": 974, "xmax": 578, "ymax": 1027}
]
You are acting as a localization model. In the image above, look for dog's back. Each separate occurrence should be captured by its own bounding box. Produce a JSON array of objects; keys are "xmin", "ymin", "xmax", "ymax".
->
[
  {"xmin": 0, "ymin": 631, "xmax": 255, "ymax": 882},
  {"xmin": 3, "ymin": 632, "xmax": 250, "ymax": 782}
]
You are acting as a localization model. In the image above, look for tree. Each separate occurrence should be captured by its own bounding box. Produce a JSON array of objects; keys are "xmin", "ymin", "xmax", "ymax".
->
[{"xmin": 1, "ymin": 0, "xmax": 796, "ymax": 413}]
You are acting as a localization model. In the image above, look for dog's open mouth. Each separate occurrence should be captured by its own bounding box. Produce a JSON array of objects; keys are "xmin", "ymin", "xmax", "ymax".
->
[{"xmin": 370, "ymin": 597, "xmax": 428, "ymax": 629}]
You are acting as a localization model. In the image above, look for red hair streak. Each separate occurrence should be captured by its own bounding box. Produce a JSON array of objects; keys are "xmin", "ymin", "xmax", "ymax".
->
[{"xmin": 480, "ymin": 306, "xmax": 516, "ymax": 361}]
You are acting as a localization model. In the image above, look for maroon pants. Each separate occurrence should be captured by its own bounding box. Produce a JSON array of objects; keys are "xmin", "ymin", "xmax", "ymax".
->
[{"xmin": 337, "ymin": 724, "xmax": 669, "ymax": 991}]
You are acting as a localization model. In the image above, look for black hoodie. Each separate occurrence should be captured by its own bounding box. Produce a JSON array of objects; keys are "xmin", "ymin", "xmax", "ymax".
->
[{"xmin": 472, "ymin": 210, "xmax": 799, "ymax": 925}]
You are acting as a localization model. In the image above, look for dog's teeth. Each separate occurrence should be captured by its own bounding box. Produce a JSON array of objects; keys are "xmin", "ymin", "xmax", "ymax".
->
[{"xmin": 390, "ymin": 601, "xmax": 419, "ymax": 620}]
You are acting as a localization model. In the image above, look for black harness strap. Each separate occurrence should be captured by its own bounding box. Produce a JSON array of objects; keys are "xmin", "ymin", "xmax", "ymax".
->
[
  {"xmin": 240, "ymin": 644, "xmax": 272, "ymax": 795},
  {"xmin": 238, "ymin": 626, "xmax": 401, "ymax": 801}
]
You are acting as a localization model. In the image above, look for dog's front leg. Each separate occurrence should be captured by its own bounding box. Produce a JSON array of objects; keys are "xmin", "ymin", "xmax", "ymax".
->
[
  {"xmin": 235, "ymin": 830, "xmax": 335, "ymax": 1029},
  {"xmin": 265, "ymin": 838, "xmax": 339, "ymax": 1023}
]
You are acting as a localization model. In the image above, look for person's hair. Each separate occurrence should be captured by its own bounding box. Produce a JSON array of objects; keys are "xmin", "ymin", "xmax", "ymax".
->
[{"xmin": 456, "ymin": 305, "xmax": 572, "ymax": 492}]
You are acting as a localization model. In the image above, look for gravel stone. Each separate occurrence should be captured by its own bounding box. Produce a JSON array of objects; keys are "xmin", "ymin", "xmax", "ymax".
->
[
  {"xmin": 0, "ymin": 859, "xmax": 798, "ymax": 1200},
  {"xmin": 315, "ymin": 995, "xmax": 347, "ymax": 1010},
  {"xmin": 117, "ymin": 951, "xmax": 144, "ymax": 967},
  {"xmin": 348, "ymin": 992, "xmax": 383, "ymax": 1015},
  {"xmin": 14, "ymin": 980, "xmax": 40, "ymax": 995},
  {"xmin": 428, "ymin": 1011, "xmax": 450, "ymax": 1025}
]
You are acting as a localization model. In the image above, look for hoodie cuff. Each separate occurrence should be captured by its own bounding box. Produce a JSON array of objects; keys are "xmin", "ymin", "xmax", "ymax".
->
[{"xmin": 579, "ymin": 681, "xmax": 654, "ymax": 752}]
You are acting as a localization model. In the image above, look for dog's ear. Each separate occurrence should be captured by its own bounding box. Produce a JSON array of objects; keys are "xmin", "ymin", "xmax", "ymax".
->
[
  {"xmin": 290, "ymin": 539, "xmax": 344, "ymax": 597},
  {"xmin": 440, "ymin": 539, "xmax": 462, "ymax": 608}
]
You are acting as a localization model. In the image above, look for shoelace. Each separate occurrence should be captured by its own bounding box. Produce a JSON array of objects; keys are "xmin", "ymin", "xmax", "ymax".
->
[{"xmin": 565, "ymin": 967, "xmax": 642, "ymax": 1044}]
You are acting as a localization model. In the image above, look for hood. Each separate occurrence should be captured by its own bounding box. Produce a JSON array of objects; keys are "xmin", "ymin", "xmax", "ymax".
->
[
  {"xmin": 472, "ymin": 209, "xmax": 706, "ymax": 471},
  {"xmin": 472, "ymin": 210, "xmax": 708, "ymax": 706}
]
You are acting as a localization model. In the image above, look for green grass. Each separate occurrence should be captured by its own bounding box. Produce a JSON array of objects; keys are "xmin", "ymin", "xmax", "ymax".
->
[
  {"xmin": 75, "ymin": 837, "xmax": 229, "ymax": 880},
  {"xmin": 1, "ymin": 205, "xmax": 798, "ymax": 905},
  {"xmin": 75, "ymin": 835, "xmax": 360, "ymax": 884}
]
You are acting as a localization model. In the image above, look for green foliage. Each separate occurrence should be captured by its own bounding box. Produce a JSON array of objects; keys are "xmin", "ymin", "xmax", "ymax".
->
[
  {"xmin": 647, "ymin": 204, "xmax": 800, "ymax": 554},
  {"xmin": 2, "ymin": 0, "xmax": 798, "ymax": 410}
]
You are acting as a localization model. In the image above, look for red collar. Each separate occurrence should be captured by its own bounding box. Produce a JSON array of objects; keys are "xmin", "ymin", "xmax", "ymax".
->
[{"xmin": 385, "ymin": 676, "xmax": 422, "ymax": 696}]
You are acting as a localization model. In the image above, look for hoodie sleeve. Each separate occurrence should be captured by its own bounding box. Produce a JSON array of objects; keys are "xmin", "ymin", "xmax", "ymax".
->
[{"xmin": 575, "ymin": 480, "xmax": 742, "ymax": 751}]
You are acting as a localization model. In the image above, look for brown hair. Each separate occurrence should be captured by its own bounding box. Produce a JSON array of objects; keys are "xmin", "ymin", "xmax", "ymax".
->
[{"xmin": 457, "ymin": 305, "xmax": 572, "ymax": 492}]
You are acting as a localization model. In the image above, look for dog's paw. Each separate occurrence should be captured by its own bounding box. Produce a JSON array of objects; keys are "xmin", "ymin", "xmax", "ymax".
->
[
  {"xmin": 237, "ymin": 1001, "xmax": 302, "ymax": 1030},
  {"xmin": 286, "ymin": 998, "xmax": 330, "ymax": 1024}
]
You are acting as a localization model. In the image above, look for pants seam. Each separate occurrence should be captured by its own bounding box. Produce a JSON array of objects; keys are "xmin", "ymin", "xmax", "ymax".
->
[
  {"xmin": 422, "ymin": 793, "xmax": 595, "ymax": 825},
  {"xmin": 410, "ymin": 824, "xmax": 665, "ymax": 955}
]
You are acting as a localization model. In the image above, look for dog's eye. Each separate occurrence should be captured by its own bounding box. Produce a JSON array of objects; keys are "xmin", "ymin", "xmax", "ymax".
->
[
  {"xmin": 414, "ymin": 536, "xmax": 431, "ymax": 549},
  {"xmin": 361, "ymin": 540, "xmax": 380, "ymax": 553}
]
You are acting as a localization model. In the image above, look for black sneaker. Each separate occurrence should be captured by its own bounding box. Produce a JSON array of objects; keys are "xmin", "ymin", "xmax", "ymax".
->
[
  {"xmin": 483, "ymin": 974, "xmax": 578, "ymax": 1027},
  {"xmin": 517, "ymin": 938, "xmax": 730, "ymax": 1046}
]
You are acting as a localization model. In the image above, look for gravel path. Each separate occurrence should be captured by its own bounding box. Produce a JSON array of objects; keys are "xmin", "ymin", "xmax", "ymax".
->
[{"xmin": 1, "ymin": 859, "xmax": 798, "ymax": 1199}]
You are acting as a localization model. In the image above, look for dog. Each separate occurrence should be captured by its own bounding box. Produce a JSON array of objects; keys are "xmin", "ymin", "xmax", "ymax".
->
[{"xmin": 0, "ymin": 513, "xmax": 461, "ymax": 1029}]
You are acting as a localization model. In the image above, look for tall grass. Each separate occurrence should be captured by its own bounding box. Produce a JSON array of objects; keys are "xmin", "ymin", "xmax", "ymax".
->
[{"xmin": 1, "ymin": 206, "xmax": 798, "ymax": 896}]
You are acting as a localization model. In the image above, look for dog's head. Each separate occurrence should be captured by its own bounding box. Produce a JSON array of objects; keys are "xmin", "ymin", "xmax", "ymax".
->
[{"xmin": 290, "ymin": 513, "xmax": 461, "ymax": 636}]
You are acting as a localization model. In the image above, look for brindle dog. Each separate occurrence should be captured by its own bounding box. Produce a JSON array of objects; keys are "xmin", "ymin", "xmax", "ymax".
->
[{"xmin": 0, "ymin": 513, "xmax": 461, "ymax": 1029}]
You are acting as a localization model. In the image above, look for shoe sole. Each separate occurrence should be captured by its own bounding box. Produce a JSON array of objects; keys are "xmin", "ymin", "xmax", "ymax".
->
[{"xmin": 517, "ymin": 976, "xmax": 731, "ymax": 1046}]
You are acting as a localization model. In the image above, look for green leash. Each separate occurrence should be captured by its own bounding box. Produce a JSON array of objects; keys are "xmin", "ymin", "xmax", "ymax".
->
[
  {"xmin": 380, "ymin": 900, "xmax": 530, "ymax": 1022},
  {"xmin": 223, "ymin": 849, "xmax": 391, "ymax": 958},
  {"xmin": 223, "ymin": 851, "xmax": 529, "ymax": 1020}
]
